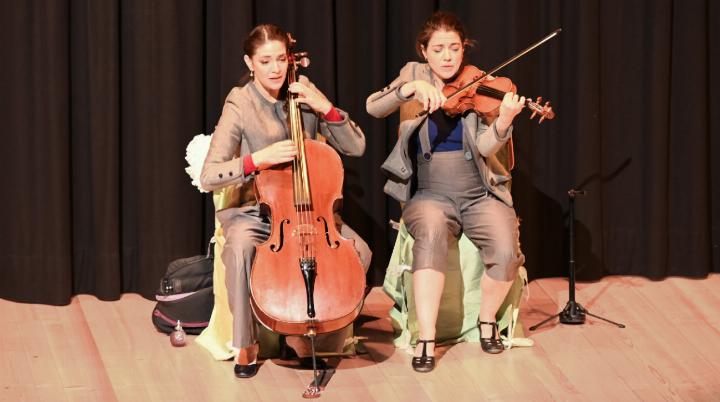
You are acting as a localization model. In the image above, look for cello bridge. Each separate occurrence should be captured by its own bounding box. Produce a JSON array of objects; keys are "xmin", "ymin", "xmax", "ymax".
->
[{"xmin": 292, "ymin": 224, "xmax": 317, "ymax": 237}]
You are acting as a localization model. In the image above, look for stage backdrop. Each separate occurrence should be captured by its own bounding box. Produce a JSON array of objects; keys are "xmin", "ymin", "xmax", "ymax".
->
[{"xmin": 1, "ymin": 0, "xmax": 718, "ymax": 305}]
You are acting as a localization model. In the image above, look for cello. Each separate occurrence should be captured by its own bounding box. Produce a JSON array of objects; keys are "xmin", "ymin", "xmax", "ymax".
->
[{"xmin": 249, "ymin": 41, "xmax": 365, "ymax": 398}]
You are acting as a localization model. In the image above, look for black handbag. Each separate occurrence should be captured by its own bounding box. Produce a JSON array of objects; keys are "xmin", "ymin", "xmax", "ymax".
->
[{"xmin": 151, "ymin": 240, "xmax": 215, "ymax": 335}]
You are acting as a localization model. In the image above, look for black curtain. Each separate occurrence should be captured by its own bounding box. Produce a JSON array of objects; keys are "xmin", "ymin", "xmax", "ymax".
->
[{"xmin": 1, "ymin": 0, "xmax": 718, "ymax": 305}]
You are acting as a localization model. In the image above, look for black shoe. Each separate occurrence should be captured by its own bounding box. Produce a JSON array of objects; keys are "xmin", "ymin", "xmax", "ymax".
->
[
  {"xmin": 298, "ymin": 356, "xmax": 328, "ymax": 370},
  {"xmin": 411, "ymin": 339, "xmax": 436, "ymax": 372},
  {"xmin": 478, "ymin": 321, "xmax": 505, "ymax": 354},
  {"xmin": 234, "ymin": 363, "xmax": 259, "ymax": 378}
]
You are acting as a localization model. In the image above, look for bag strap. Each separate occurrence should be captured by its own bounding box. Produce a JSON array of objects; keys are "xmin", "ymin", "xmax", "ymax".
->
[{"xmin": 206, "ymin": 237, "xmax": 216, "ymax": 259}]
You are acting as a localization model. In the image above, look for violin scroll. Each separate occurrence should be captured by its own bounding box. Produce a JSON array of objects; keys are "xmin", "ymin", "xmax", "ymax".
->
[{"xmin": 527, "ymin": 96, "xmax": 555, "ymax": 123}]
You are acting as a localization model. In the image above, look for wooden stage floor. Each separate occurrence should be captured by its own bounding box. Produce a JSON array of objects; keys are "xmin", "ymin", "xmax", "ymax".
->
[{"xmin": 1, "ymin": 274, "xmax": 719, "ymax": 401}]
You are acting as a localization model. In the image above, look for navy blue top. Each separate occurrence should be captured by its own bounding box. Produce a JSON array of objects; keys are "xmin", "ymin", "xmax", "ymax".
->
[{"xmin": 414, "ymin": 110, "xmax": 464, "ymax": 154}]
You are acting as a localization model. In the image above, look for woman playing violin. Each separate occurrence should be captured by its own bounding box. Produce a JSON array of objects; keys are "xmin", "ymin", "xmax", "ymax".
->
[
  {"xmin": 366, "ymin": 11, "xmax": 526, "ymax": 372},
  {"xmin": 200, "ymin": 24, "xmax": 371, "ymax": 379}
]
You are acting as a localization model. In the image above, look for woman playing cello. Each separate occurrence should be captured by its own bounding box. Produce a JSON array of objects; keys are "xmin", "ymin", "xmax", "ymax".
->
[{"xmin": 200, "ymin": 24, "xmax": 371, "ymax": 378}]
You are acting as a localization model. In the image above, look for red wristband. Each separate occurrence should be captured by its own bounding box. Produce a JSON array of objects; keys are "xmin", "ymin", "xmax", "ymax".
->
[
  {"xmin": 243, "ymin": 155, "xmax": 257, "ymax": 175},
  {"xmin": 323, "ymin": 106, "xmax": 342, "ymax": 122}
]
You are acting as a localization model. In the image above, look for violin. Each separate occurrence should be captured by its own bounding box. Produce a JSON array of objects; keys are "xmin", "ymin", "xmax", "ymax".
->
[
  {"xmin": 442, "ymin": 65, "xmax": 555, "ymax": 122},
  {"xmin": 416, "ymin": 28, "xmax": 561, "ymax": 123}
]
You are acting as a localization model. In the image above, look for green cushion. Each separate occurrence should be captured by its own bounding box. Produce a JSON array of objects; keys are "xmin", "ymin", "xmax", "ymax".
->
[{"xmin": 383, "ymin": 221, "xmax": 530, "ymax": 348}]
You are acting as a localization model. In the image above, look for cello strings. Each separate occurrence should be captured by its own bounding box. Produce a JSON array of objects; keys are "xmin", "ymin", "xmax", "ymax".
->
[
  {"xmin": 296, "ymin": 107, "xmax": 309, "ymax": 260},
  {"xmin": 287, "ymin": 61, "xmax": 317, "ymax": 263},
  {"xmin": 291, "ymin": 101, "xmax": 314, "ymax": 261},
  {"xmin": 289, "ymin": 97, "xmax": 305, "ymax": 260},
  {"xmin": 299, "ymin": 130, "xmax": 314, "ymax": 261}
]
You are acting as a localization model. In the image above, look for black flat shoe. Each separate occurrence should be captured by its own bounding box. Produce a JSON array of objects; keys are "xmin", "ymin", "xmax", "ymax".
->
[
  {"xmin": 234, "ymin": 363, "xmax": 259, "ymax": 378},
  {"xmin": 411, "ymin": 339, "xmax": 436, "ymax": 372},
  {"xmin": 478, "ymin": 321, "xmax": 505, "ymax": 354},
  {"xmin": 298, "ymin": 356, "xmax": 328, "ymax": 370}
]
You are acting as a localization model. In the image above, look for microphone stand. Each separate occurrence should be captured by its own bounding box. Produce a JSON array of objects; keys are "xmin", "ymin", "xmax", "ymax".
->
[{"xmin": 529, "ymin": 189, "xmax": 625, "ymax": 331}]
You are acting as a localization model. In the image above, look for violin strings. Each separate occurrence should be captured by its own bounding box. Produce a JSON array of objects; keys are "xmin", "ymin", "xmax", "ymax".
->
[
  {"xmin": 476, "ymin": 85, "xmax": 543, "ymax": 113},
  {"xmin": 476, "ymin": 84, "xmax": 507, "ymax": 100}
]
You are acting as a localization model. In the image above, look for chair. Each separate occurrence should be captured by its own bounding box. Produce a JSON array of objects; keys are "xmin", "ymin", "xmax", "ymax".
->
[
  {"xmin": 195, "ymin": 186, "xmax": 282, "ymax": 359},
  {"xmin": 383, "ymin": 223, "xmax": 530, "ymax": 349}
]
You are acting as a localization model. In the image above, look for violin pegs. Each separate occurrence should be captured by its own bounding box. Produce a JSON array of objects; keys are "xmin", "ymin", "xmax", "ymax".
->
[
  {"xmin": 530, "ymin": 111, "xmax": 538, "ymax": 120},
  {"xmin": 539, "ymin": 115, "xmax": 546, "ymax": 124}
]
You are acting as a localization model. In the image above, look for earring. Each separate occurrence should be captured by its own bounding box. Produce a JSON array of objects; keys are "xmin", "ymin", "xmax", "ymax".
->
[{"xmin": 250, "ymin": 70, "xmax": 254, "ymax": 78}]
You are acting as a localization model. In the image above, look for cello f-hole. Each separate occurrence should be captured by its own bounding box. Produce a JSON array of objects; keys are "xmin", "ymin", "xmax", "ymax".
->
[
  {"xmin": 317, "ymin": 216, "xmax": 340, "ymax": 249},
  {"xmin": 269, "ymin": 218, "xmax": 290, "ymax": 252}
]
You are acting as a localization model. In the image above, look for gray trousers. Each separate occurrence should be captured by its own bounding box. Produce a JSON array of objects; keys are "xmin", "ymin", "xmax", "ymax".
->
[
  {"xmin": 403, "ymin": 151, "xmax": 524, "ymax": 281},
  {"xmin": 218, "ymin": 206, "xmax": 372, "ymax": 349}
]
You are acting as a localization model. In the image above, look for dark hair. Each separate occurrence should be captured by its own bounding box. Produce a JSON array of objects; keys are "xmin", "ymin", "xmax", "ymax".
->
[
  {"xmin": 243, "ymin": 23, "xmax": 292, "ymax": 57},
  {"xmin": 415, "ymin": 11, "xmax": 475, "ymax": 59},
  {"xmin": 239, "ymin": 24, "xmax": 293, "ymax": 87}
]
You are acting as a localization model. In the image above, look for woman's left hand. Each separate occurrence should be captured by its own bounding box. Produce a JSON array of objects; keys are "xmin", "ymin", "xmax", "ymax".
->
[
  {"xmin": 496, "ymin": 92, "xmax": 526, "ymax": 131},
  {"xmin": 288, "ymin": 82, "xmax": 333, "ymax": 115}
]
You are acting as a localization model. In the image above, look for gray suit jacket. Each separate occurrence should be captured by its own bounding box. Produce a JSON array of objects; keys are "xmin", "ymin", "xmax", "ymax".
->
[
  {"xmin": 201, "ymin": 78, "xmax": 365, "ymax": 210},
  {"xmin": 366, "ymin": 62, "xmax": 515, "ymax": 207}
]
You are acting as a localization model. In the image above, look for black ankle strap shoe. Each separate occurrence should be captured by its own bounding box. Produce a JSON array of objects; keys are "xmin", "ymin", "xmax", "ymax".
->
[
  {"xmin": 411, "ymin": 339, "xmax": 436, "ymax": 372},
  {"xmin": 478, "ymin": 321, "xmax": 505, "ymax": 354}
]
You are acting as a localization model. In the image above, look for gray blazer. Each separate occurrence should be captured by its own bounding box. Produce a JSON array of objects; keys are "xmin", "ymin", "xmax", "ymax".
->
[
  {"xmin": 366, "ymin": 62, "xmax": 515, "ymax": 207},
  {"xmin": 201, "ymin": 77, "xmax": 365, "ymax": 209}
]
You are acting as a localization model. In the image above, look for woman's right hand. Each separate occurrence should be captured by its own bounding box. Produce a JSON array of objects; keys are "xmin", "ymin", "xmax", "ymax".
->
[
  {"xmin": 251, "ymin": 140, "xmax": 297, "ymax": 170},
  {"xmin": 400, "ymin": 80, "xmax": 447, "ymax": 113}
]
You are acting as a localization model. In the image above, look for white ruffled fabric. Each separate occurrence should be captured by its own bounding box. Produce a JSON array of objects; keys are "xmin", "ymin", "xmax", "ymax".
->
[{"xmin": 184, "ymin": 133, "xmax": 212, "ymax": 193}]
